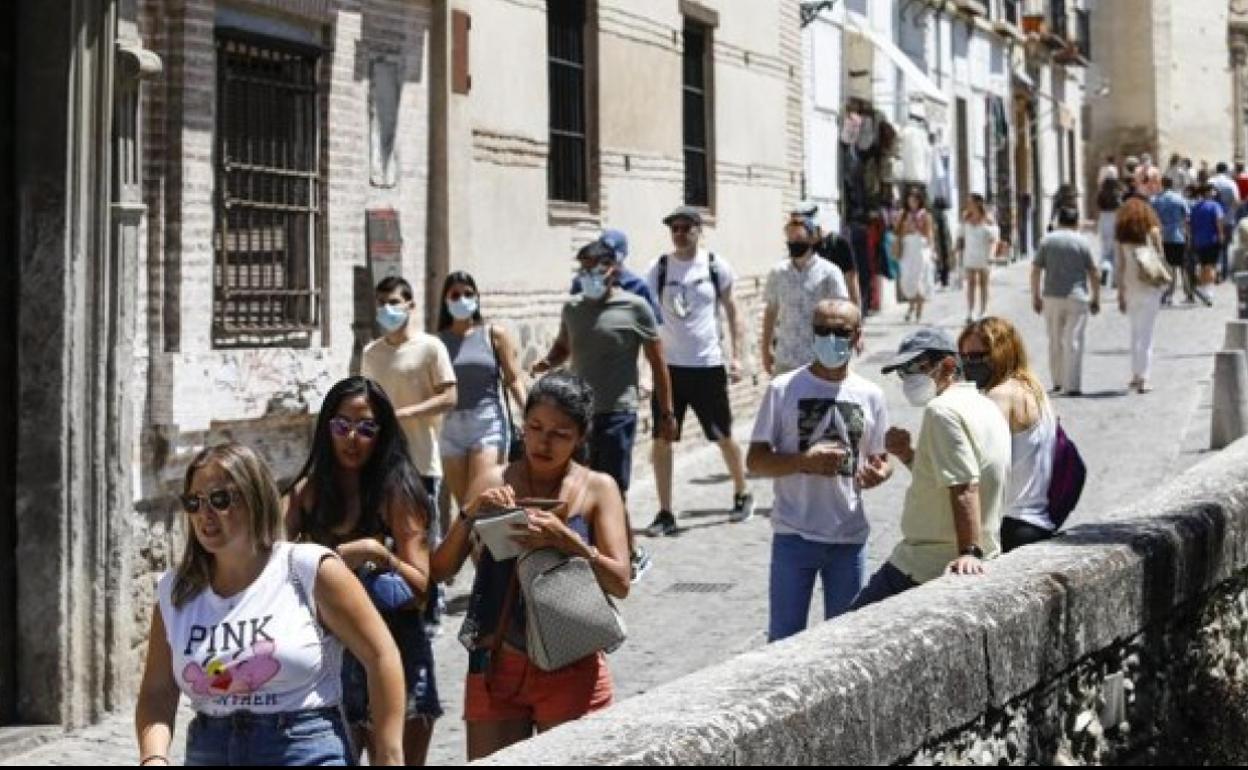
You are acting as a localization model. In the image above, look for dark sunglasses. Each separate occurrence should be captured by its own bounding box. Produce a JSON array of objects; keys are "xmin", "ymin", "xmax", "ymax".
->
[
  {"xmin": 813, "ymin": 325, "xmax": 857, "ymax": 339},
  {"xmin": 897, "ymin": 356, "xmax": 936, "ymax": 377},
  {"xmin": 181, "ymin": 487, "xmax": 238, "ymax": 515},
  {"xmin": 668, "ymin": 223, "xmax": 695, "ymax": 234},
  {"xmin": 447, "ymin": 289, "xmax": 476, "ymax": 301},
  {"xmin": 329, "ymin": 416, "xmax": 381, "ymax": 440},
  {"xmin": 961, "ymin": 352, "xmax": 989, "ymax": 364}
]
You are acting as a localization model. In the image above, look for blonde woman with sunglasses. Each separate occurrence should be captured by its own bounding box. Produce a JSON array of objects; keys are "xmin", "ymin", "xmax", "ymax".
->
[{"xmin": 135, "ymin": 442, "xmax": 404, "ymax": 766}]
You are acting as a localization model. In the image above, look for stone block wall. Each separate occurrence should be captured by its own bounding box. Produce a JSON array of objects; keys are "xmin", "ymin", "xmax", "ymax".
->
[{"xmin": 479, "ymin": 437, "xmax": 1248, "ymax": 765}]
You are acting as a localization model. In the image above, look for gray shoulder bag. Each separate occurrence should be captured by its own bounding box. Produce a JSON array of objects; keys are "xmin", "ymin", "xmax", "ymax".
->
[{"xmin": 515, "ymin": 470, "xmax": 627, "ymax": 671}]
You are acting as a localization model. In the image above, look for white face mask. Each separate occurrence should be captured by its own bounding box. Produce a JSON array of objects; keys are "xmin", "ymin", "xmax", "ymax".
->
[
  {"xmin": 581, "ymin": 268, "xmax": 610, "ymax": 300},
  {"xmin": 902, "ymin": 372, "xmax": 938, "ymax": 407},
  {"xmin": 376, "ymin": 304, "xmax": 409, "ymax": 333},
  {"xmin": 447, "ymin": 296, "xmax": 478, "ymax": 320}
]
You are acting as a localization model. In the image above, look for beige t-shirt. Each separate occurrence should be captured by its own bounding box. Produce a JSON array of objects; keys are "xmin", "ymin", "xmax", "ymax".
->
[
  {"xmin": 361, "ymin": 333, "xmax": 457, "ymax": 477},
  {"xmin": 890, "ymin": 383, "xmax": 1012, "ymax": 584}
]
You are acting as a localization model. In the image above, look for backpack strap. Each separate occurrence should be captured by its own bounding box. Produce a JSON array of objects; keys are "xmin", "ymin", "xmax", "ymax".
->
[
  {"xmin": 708, "ymin": 252, "xmax": 722, "ymax": 305},
  {"xmin": 657, "ymin": 254, "xmax": 668, "ymax": 302}
]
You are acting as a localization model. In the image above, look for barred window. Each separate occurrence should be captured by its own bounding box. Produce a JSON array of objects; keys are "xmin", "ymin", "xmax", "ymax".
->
[
  {"xmin": 213, "ymin": 33, "xmax": 322, "ymax": 347},
  {"xmin": 547, "ymin": 0, "xmax": 588, "ymax": 203},
  {"xmin": 683, "ymin": 22, "xmax": 711, "ymax": 208}
]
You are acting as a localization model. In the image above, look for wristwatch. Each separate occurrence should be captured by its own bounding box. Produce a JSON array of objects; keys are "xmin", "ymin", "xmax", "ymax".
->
[{"xmin": 959, "ymin": 544, "xmax": 984, "ymax": 559}]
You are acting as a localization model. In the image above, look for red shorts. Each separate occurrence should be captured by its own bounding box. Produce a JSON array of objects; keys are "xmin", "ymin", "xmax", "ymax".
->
[{"xmin": 463, "ymin": 647, "xmax": 613, "ymax": 724}]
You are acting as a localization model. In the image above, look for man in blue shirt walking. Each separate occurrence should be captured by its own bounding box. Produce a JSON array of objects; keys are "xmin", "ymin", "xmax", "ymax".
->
[{"xmin": 1151, "ymin": 177, "xmax": 1201, "ymax": 305}]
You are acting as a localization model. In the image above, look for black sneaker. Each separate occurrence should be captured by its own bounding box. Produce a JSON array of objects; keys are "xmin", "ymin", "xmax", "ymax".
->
[
  {"xmin": 729, "ymin": 492, "xmax": 755, "ymax": 523},
  {"xmin": 645, "ymin": 510, "xmax": 678, "ymax": 537},
  {"xmin": 630, "ymin": 547, "xmax": 652, "ymax": 584}
]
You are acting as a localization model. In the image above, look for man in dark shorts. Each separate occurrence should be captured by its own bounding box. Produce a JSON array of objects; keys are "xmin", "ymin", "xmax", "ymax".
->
[
  {"xmin": 642, "ymin": 206, "xmax": 753, "ymax": 537},
  {"xmin": 1150, "ymin": 176, "xmax": 1196, "ymax": 304},
  {"xmin": 1190, "ymin": 184, "xmax": 1225, "ymax": 302},
  {"xmin": 534, "ymin": 241, "xmax": 678, "ymax": 582}
]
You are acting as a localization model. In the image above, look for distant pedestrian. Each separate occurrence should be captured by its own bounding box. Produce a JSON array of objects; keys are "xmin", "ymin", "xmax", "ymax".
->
[
  {"xmin": 1150, "ymin": 176, "xmax": 1195, "ymax": 304},
  {"xmin": 793, "ymin": 201, "xmax": 862, "ymax": 308},
  {"xmin": 1190, "ymin": 183, "xmax": 1225, "ymax": 298},
  {"xmin": 1115, "ymin": 198, "xmax": 1169, "ymax": 394},
  {"xmin": 749, "ymin": 299, "xmax": 891, "ymax": 639},
  {"xmin": 1212, "ymin": 163, "xmax": 1241, "ymax": 281},
  {"xmin": 956, "ymin": 193, "xmax": 999, "ymax": 324},
  {"xmin": 762, "ymin": 213, "xmax": 850, "ymax": 376},
  {"xmin": 1096, "ymin": 177, "xmax": 1122, "ymax": 288},
  {"xmin": 896, "ymin": 187, "xmax": 935, "ymax": 323},
  {"xmin": 1097, "ymin": 155, "xmax": 1118, "ymax": 187},
  {"xmin": 1032, "ymin": 207, "xmax": 1102, "ymax": 396}
]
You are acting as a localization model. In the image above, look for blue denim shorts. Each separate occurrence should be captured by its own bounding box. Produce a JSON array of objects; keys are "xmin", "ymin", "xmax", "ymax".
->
[
  {"xmin": 185, "ymin": 706, "xmax": 353, "ymax": 766},
  {"xmin": 341, "ymin": 608, "xmax": 443, "ymax": 726},
  {"xmin": 438, "ymin": 401, "xmax": 508, "ymax": 458}
]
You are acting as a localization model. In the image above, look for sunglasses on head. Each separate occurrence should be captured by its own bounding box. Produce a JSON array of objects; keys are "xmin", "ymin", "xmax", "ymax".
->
[
  {"xmin": 813, "ymin": 324, "xmax": 857, "ymax": 339},
  {"xmin": 181, "ymin": 487, "xmax": 238, "ymax": 515},
  {"xmin": 329, "ymin": 416, "xmax": 381, "ymax": 440}
]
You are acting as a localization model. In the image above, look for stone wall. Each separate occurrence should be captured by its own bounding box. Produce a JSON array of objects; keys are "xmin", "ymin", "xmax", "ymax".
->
[{"xmin": 479, "ymin": 437, "xmax": 1248, "ymax": 765}]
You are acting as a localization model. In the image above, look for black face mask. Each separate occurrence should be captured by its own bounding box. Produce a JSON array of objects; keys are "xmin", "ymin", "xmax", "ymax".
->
[
  {"xmin": 787, "ymin": 241, "xmax": 811, "ymax": 259},
  {"xmin": 964, "ymin": 361, "xmax": 993, "ymax": 391}
]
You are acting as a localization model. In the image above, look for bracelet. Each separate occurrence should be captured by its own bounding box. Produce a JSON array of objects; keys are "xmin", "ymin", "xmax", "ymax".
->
[{"xmin": 140, "ymin": 755, "xmax": 168, "ymax": 766}]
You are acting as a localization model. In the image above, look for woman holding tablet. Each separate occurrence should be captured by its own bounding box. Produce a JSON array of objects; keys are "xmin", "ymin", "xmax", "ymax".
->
[{"xmin": 431, "ymin": 371, "xmax": 630, "ymax": 759}]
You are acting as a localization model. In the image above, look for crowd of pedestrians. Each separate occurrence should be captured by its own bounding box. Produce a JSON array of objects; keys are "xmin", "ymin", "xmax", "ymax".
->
[{"xmin": 133, "ymin": 192, "xmax": 1124, "ymax": 765}]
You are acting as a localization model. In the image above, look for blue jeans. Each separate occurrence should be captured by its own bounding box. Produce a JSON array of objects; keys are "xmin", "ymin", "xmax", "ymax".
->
[
  {"xmin": 185, "ymin": 707, "xmax": 353, "ymax": 766},
  {"xmin": 849, "ymin": 561, "xmax": 919, "ymax": 611},
  {"xmin": 768, "ymin": 534, "xmax": 866, "ymax": 642},
  {"xmin": 589, "ymin": 411, "xmax": 638, "ymax": 500}
]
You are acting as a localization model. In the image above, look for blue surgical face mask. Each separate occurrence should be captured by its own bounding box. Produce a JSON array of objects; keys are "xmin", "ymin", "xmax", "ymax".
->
[
  {"xmin": 376, "ymin": 303, "xmax": 409, "ymax": 333},
  {"xmin": 447, "ymin": 296, "xmax": 478, "ymax": 320},
  {"xmin": 814, "ymin": 334, "xmax": 853, "ymax": 369},
  {"xmin": 581, "ymin": 268, "xmax": 610, "ymax": 300}
]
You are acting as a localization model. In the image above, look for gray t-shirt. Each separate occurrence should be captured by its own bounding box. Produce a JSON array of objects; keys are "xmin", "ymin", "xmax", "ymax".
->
[
  {"xmin": 1034, "ymin": 229, "xmax": 1097, "ymax": 300},
  {"xmin": 562, "ymin": 291, "xmax": 659, "ymax": 415}
]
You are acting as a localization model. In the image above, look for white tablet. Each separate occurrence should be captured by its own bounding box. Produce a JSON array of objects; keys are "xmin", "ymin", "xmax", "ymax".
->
[{"xmin": 472, "ymin": 508, "xmax": 530, "ymax": 561}]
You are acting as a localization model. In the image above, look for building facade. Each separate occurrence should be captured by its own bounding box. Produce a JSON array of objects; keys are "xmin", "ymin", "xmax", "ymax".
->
[
  {"xmin": 2, "ymin": 0, "xmax": 803, "ymax": 729},
  {"xmin": 1089, "ymin": 0, "xmax": 1236, "ymax": 191}
]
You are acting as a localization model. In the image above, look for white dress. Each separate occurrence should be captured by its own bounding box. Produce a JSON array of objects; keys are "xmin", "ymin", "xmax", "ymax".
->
[
  {"xmin": 961, "ymin": 221, "xmax": 999, "ymax": 271},
  {"xmin": 899, "ymin": 213, "xmax": 934, "ymax": 300}
]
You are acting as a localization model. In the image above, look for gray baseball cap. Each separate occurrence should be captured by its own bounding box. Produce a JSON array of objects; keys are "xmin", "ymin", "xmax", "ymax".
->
[
  {"xmin": 662, "ymin": 205, "xmax": 704, "ymax": 227},
  {"xmin": 881, "ymin": 327, "xmax": 959, "ymax": 374}
]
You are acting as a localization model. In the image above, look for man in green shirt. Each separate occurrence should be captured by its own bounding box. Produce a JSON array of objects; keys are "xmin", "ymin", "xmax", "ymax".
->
[
  {"xmin": 535, "ymin": 241, "xmax": 678, "ymax": 582},
  {"xmin": 850, "ymin": 327, "xmax": 1011, "ymax": 609}
]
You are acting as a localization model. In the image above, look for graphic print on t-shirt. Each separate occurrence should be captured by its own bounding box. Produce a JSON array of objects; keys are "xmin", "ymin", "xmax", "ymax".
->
[
  {"xmin": 180, "ymin": 614, "xmax": 283, "ymax": 705},
  {"xmin": 797, "ymin": 398, "xmax": 866, "ymax": 476}
]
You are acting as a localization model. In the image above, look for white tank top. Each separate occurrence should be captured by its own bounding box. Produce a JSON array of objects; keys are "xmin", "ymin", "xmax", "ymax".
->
[
  {"xmin": 157, "ymin": 542, "xmax": 344, "ymax": 716},
  {"xmin": 1007, "ymin": 407, "xmax": 1057, "ymax": 531}
]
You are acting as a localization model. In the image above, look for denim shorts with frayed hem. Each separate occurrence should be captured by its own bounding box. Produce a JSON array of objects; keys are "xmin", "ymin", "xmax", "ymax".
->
[{"xmin": 185, "ymin": 706, "xmax": 353, "ymax": 766}]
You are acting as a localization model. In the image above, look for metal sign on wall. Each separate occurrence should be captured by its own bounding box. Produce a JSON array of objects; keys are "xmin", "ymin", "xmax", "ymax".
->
[{"xmin": 367, "ymin": 208, "xmax": 403, "ymax": 287}]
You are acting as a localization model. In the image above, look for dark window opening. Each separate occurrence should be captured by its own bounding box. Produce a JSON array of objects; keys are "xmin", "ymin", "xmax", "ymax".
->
[
  {"xmin": 213, "ymin": 32, "xmax": 322, "ymax": 347},
  {"xmin": 547, "ymin": 0, "xmax": 588, "ymax": 203},
  {"xmin": 683, "ymin": 22, "xmax": 711, "ymax": 207}
]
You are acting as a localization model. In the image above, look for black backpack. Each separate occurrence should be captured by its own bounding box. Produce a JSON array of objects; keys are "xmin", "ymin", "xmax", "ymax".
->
[{"xmin": 656, "ymin": 252, "xmax": 723, "ymax": 305}]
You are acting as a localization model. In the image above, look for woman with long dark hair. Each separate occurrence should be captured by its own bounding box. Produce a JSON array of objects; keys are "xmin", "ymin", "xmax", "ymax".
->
[
  {"xmin": 431, "ymin": 372, "xmax": 630, "ymax": 760},
  {"xmin": 285, "ymin": 377, "xmax": 442, "ymax": 765},
  {"xmin": 436, "ymin": 271, "xmax": 527, "ymax": 509}
]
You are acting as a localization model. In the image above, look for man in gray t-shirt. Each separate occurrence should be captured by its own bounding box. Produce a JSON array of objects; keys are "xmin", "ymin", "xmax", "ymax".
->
[
  {"xmin": 534, "ymin": 240, "xmax": 677, "ymax": 582},
  {"xmin": 1031, "ymin": 207, "xmax": 1101, "ymax": 395}
]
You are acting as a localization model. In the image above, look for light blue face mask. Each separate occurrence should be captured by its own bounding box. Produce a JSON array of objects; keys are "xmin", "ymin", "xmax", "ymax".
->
[
  {"xmin": 447, "ymin": 296, "xmax": 478, "ymax": 320},
  {"xmin": 376, "ymin": 303, "xmax": 409, "ymax": 333},
  {"xmin": 814, "ymin": 334, "xmax": 853, "ymax": 369},
  {"xmin": 581, "ymin": 268, "xmax": 610, "ymax": 300}
]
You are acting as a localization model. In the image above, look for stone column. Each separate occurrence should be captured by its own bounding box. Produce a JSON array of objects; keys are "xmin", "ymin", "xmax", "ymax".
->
[{"xmin": 1233, "ymin": 43, "xmax": 1247, "ymax": 164}]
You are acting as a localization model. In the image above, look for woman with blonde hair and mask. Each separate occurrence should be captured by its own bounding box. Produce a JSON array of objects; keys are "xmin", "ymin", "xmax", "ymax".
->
[
  {"xmin": 958, "ymin": 317, "xmax": 1058, "ymax": 552},
  {"xmin": 136, "ymin": 442, "xmax": 405, "ymax": 766}
]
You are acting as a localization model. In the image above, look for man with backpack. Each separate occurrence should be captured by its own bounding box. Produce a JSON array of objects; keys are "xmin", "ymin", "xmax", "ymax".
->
[{"xmin": 643, "ymin": 206, "xmax": 754, "ymax": 536}]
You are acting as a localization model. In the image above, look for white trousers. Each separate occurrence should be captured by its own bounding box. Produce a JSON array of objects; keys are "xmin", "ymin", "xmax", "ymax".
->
[
  {"xmin": 1044, "ymin": 297, "xmax": 1090, "ymax": 393},
  {"xmin": 1127, "ymin": 288, "xmax": 1165, "ymax": 381}
]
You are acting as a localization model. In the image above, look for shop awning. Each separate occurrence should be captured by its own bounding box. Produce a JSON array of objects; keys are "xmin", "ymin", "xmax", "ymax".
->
[{"xmin": 844, "ymin": 15, "xmax": 950, "ymax": 107}]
